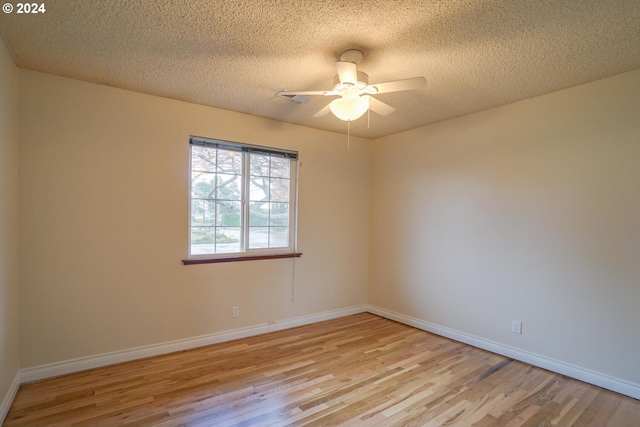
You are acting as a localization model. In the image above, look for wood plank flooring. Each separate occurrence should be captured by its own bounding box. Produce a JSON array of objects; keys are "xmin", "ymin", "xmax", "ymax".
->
[{"xmin": 5, "ymin": 313, "xmax": 640, "ymax": 426}]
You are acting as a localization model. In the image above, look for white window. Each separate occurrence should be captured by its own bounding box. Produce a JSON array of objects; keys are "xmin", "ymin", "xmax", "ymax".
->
[{"xmin": 189, "ymin": 136, "xmax": 298, "ymax": 258}]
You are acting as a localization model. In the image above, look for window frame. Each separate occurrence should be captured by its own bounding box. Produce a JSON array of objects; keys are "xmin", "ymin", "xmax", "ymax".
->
[{"xmin": 186, "ymin": 136, "xmax": 299, "ymax": 262}]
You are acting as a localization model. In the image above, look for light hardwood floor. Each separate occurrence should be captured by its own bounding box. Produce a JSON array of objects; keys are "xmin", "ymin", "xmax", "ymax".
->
[{"xmin": 5, "ymin": 313, "xmax": 640, "ymax": 426}]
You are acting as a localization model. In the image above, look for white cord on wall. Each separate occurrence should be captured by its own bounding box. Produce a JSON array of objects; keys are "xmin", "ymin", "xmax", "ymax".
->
[{"xmin": 291, "ymin": 257, "xmax": 297, "ymax": 302}]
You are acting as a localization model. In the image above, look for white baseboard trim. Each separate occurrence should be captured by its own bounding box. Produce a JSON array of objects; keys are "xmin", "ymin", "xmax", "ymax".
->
[
  {"xmin": 367, "ymin": 304, "xmax": 640, "ymax": 400},
  {"xmin": 0, "ymin": 372, "xmax": 21, "ymax": 424},
  {"xmin": 13, "ymin": 303, "xmax": 638, "ymax": 411},
  {"xmin": 20, "ymin": 305, "xmax": 367, "ymax": 384}
]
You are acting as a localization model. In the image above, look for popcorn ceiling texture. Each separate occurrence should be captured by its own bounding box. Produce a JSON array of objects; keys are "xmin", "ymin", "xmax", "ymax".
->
[{"xmin": 1, "ymin": 0, "xmax": 639, "ymax": 138}]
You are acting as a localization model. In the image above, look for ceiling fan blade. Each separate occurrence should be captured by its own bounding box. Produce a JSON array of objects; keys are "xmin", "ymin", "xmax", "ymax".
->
[
  {"xmin": 277, "ymin": 90, "xmax": 336, "ymax": 96},
  {"xmin": 370, "ymin": 77, "xmax": 426, "ymax": 94},
  {"xmin": 313, "ymin": 103, "xmax": 332, "ymax": 117},
  {"xmin": 335, "ymin": 61, "xmax": 358, "ymax": 85},
  {"xmin": 366, "ymin": 96, "xmax": 396, "ymax": 116}
]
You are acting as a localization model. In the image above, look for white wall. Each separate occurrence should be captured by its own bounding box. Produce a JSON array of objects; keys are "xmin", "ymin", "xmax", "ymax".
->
[
  {"xmin": 0, "ymin": 39, "xmax": 20, "ymax": 407},
  {"xmin": 18, "ymin": 70, "xmax": 370, "ymax": 368},
  {"xmin": 370, "ymin": 69, "xmax": 640, "ymax": 385}
]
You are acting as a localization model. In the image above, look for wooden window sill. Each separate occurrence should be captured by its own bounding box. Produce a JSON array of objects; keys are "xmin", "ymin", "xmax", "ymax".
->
[{"xmin": 182, "ymin": 252, "xmax": 302, "ymax": 265}]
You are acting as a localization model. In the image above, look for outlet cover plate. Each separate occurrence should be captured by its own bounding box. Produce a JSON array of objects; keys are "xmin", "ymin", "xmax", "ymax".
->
[{"xmin": 512, "ymin": 320, "xmax": 522, "ymax": 334}]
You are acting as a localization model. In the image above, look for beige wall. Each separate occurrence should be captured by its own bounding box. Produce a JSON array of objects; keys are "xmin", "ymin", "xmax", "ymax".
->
[
  {"xmin": 18, "ymin": 70, "xmax": 370, "ymax": 367},
  {"xmin": 10, "ymin": 56, "xmax": 640, "ymax": 392},
  {"xmin": 370, "ymin": 68, "xmax": 640, "ymax": 383},
  {"xmin": 0, "ymin": 40, "xmax": 20, "ymax": 400}
]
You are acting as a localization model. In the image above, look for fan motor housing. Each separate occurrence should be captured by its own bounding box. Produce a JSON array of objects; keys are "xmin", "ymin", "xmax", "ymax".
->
[{"xmin": 333, "ymin": 71, "xmax": 369, "ymax": 90}]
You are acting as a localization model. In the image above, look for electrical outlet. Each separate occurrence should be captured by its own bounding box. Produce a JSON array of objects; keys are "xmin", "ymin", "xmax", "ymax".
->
[
  {"xmin": 232, "ymin": 306, "xmax": 240, "ymax": 318},
  {"xmin": 512, "ymin": 320, "xmax": 522, "ymax": 335}
]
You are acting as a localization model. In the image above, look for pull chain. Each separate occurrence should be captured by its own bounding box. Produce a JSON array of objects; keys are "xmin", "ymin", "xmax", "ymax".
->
[{"xmin": 347, "ymin": 120, "xmax": 351, "ymax": 152}]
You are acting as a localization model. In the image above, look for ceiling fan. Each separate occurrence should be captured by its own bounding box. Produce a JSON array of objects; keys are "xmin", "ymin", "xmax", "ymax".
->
[{"xmin": 277, "ymin": 49, "xmax": 426, "ymax": 122}]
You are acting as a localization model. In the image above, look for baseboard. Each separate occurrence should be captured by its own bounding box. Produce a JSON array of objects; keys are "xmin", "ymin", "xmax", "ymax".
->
[
  {"xmin": 0, "ymin": 371, "xmax": 21, "ymax": 424},
  {"xmin": 367, "ymin": 304, "xmax": 640, "ymax": 400},
  {"xmin": 20, "ymin": 304, "xmax": 367, "ymax": 384},
  {"xmin": 271, "ymin": 305, "xmax": 367, "ymax": 330},
  {"xmin": 16, "ymin": 303, "xmax": 638, "ymax": 406}
]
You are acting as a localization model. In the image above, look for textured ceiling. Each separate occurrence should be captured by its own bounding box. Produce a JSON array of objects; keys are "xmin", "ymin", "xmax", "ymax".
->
[{"xmin": 1, "ymin": 0, "xmax": 640, "ymax": 139}]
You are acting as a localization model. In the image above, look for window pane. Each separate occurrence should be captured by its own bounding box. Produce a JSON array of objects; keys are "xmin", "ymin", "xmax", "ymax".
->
[
  {"xmin": 250, "ymin": 154, "xmax": 270, "ymax": 177},
  {"xmin": 249, "ymin": 176, "xmax": 269, "ymax": 201},
  {"xmin": 192, "ymin": 172, "xmax": 216, "ymax": 198},
  {"xmin": 270, "ymin": 202, "xmax": 289, "ymax": 226},
  {"xmin": 190, "ymin": 141, "xmax": 297, "ymax": 257},
  {"xmin": 217, "ymin": 201, "xmax": 241, "ymax": 226},
  {"xmin": 216, "ymin": 174, "xmax": 242, "ymax": 201},
  {"xmin": 270, "ymin": 178, "xmax": 289, "ymax": 202},
  {"xmin": 249, "ymin": 201, "xmax": 269, "ymax": 226},
  {"xmin": 216, "ymin": 227, "xmax": 241, "ymax": 253},
  {"xmin": 269, "ymin": 227, "xmax": 289, "ymax": 248},
  {"xmin": 191, "ymin": 146, "xmax": 216, "ymax": 172},
  {"xmin": 270, "ymin": 157, "xmax": 290, "ymax": 178},
  {"xmin": 191, "ymin": 199, "xmax": 215, "ymax": 226},
  {"xmin": 217, "ymin": 150, "xmax": 242, "ymax": 174},
  {"xmin": 249, "ymin": 227, "xmax": 269, "ymax": 249},
  {"xmin": 191, "ymin": 227, "xmax": 216, "ymax": 255}
]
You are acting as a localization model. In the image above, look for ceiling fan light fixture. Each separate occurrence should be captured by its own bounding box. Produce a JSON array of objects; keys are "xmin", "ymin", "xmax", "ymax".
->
[
  {"xmin": 329, "ymin": 96, "xmax": 370, "ymax": 121},
  {"xmin": 277, "ymin": 49, "xmax": 426, "ymax": 124}
]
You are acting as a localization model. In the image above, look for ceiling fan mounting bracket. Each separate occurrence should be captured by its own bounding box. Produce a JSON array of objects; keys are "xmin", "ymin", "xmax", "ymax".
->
[{"xmin": 339, "ymin": 49, "xmax": 364, "ymax": 64}]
